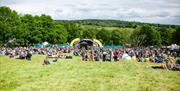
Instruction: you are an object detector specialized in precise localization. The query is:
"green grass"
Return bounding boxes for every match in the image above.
[82,25,135,31]
[0,54,180,91]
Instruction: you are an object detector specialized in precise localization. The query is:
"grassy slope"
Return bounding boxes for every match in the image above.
[82,25,135,31]
[0,55,180,91]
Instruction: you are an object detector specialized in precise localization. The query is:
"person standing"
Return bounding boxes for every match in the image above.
[109,49,113,62]
[113,49,119,61]
[81,47,87,61]
[90,48,94,61]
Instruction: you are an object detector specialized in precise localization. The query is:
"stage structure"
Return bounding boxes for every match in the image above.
[70,38,103,49]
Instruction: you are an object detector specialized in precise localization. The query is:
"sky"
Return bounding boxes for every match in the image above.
[0,0,180,25]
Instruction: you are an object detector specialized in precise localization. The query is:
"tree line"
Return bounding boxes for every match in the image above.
[58,19,177,28]
[0,6,180,46]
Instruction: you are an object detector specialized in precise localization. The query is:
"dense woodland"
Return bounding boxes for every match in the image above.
[0,6,180,46]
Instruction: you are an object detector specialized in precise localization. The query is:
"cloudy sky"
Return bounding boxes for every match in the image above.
[0,0,180,25]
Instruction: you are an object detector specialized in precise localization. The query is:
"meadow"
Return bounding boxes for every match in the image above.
[0,54,180,91]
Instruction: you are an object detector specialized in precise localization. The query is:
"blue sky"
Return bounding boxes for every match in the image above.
[0,0,180,25]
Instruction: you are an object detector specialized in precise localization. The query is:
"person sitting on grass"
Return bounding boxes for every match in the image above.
[146,58,180,71]
[43,57,50,65]
[53,57,59,62]
[9,50,15,58]
[19,50,26,59]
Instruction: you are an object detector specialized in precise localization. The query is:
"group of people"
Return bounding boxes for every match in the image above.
[0,45,180,71]
[146,58,180,71]
[77,46,179,62]
[0,47,33,60]
[0,46,72,60]
[76,46,180,71]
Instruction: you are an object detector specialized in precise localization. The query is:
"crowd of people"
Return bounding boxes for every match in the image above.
[0,45,180,71]
[75,45,180,71]
[0,46,72,60]
[75,46,179,62]
[0,47,33,60]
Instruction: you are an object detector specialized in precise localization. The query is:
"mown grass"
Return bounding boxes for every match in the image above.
[0,54,180,91]
[82,25,134,31]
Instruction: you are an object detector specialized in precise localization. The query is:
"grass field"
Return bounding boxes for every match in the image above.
[82,25,135,31]
[0,54,180,91]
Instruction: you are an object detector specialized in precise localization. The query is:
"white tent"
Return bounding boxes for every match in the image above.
[42,42,49,46]
[168,44,179,50]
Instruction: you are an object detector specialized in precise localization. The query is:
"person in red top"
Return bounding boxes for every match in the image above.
[113,49,119,61]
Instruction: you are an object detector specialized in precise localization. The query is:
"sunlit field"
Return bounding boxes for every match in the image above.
[0,54,180,91]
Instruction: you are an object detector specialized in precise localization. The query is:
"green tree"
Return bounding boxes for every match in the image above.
[81,28,98,39]
[172,26,180,45]
[158,27,174,45]
[96,28,111,45]
[119,28,134,45]
[16,14,34,45]
[50,22,68,44]
[0,6,20,44]
[111,29,124,45]
[64,22,82,42]
[131,25,161,46]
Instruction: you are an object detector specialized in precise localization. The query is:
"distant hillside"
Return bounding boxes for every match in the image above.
[56,19,178,28]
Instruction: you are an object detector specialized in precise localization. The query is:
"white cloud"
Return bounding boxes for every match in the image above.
[0,0,180,25]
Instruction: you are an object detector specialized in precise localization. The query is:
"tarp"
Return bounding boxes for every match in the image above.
[103,45,122,49]
[55,43,70,47]
[34,43,42,47]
